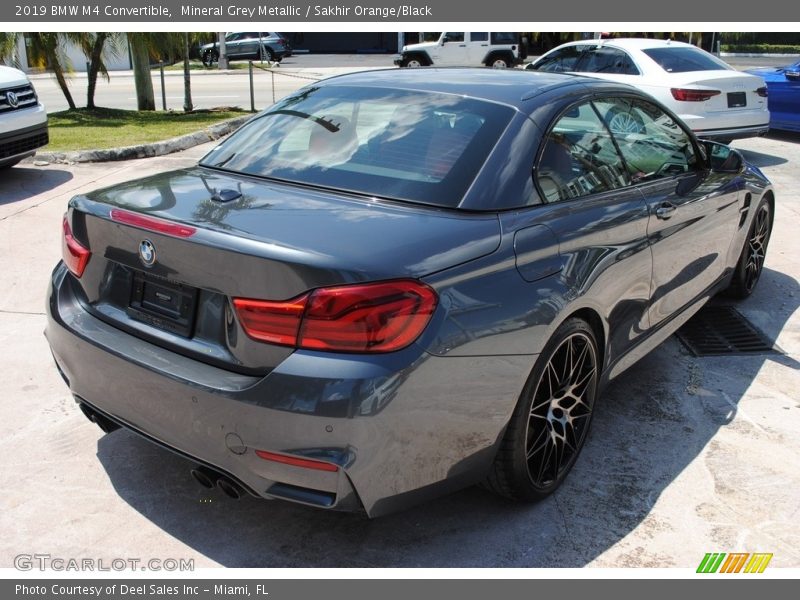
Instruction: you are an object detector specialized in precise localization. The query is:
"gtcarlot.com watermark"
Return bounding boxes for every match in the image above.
[14,553,194,572]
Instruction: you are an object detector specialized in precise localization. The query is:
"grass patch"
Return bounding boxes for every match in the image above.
[46,107,250,152]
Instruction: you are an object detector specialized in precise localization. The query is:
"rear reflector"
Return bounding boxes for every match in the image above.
[756,86,768,98]
[255,450,339,472]
[670,88,721,102]
[62,217,90,278]
[110,209,196,238]
[233,279,438,353]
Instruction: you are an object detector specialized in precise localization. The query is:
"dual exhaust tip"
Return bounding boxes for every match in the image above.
[190,466,244,500]
[78,402,246,501]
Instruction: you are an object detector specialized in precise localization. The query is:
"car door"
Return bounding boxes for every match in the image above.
[529,100,653,364]
[435,32,467,65]
[467,32,490,64]
[223,33,243,57]
[236,32,260,58]
[594,97,741,327]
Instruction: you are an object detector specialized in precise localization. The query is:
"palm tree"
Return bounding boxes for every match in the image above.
[127,33,156,110]
[81,33,125,110]
[183,32,193,113]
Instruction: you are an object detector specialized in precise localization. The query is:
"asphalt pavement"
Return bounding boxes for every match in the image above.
[0,129,798,568]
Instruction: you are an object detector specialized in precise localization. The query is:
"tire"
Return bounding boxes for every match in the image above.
[605,107,645,134]
[488,56,510,68]
[726,196,772,299]
[485,318,599,501]
[202,50,218,67]
[400,55,425,68]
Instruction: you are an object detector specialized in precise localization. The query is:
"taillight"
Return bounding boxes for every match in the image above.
[756,86,768,97]
[232,294,309,346]
[62,216,90,278]
[255,450,339,472]
[670,88,721,102]
[109,209,196,238]
[233,279,438,353]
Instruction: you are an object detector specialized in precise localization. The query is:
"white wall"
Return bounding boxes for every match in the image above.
[14,34,131,73]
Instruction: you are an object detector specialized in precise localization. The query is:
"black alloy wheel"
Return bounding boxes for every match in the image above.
[486,318,599,501]
[728,197,772,298]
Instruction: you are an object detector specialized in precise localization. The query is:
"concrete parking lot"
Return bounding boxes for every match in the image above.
[0,128,798,567]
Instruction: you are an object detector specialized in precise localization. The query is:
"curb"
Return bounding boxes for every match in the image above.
[35,114,253,164]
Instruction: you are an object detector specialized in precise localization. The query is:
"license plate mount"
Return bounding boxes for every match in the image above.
[128,272,198,337]
[727,92,747,108]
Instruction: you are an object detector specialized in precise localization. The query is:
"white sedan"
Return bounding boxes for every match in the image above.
[526,38,769,142]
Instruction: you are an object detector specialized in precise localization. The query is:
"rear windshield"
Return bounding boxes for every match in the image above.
[201,85,514,207]
[642,47,732,73]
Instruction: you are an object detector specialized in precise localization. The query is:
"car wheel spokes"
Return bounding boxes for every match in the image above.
[609,113,642,134]
[525,332,597,488]
[745,204,770,292]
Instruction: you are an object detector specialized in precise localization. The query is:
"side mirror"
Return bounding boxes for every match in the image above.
[785,70,800,81]
[703,140,744,173]
[440,37,448,45]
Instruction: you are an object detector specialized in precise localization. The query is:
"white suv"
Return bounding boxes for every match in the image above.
[395,32,524,68]
[0,65,48,168]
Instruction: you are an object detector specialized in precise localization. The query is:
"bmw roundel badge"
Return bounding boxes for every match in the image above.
[138,239,156,267]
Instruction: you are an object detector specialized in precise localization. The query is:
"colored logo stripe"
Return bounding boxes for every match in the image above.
[744,553,773,573]
[697,552,773,573]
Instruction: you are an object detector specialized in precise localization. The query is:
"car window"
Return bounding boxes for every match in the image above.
[241,32,259,40]
[576,47,640,75]
[491,32,517,45]
[225,33,242,42]
[535,102,630,203]
[470,33,488,42]
[593,98,700,182]
[642,47,732,73]
[201,85,514,208]
[444,33,465,43]
[531,45,590,73]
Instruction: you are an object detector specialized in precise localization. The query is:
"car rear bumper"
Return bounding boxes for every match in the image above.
[693,123,770,141]
[46,263,529,516]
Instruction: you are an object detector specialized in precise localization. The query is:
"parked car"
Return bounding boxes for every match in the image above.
[526,38,770,142]
[394,32,524,68]
[746,60,800,132]
[200,32,291,66]
[47,69,773,517]
[0,65,48,168]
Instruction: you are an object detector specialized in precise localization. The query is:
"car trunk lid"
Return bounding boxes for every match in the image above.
[65,167,500,373]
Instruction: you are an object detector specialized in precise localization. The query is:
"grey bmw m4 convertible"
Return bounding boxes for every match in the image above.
[47,69,773,517]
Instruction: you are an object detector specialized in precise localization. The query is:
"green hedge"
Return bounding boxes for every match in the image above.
[721,44,800,54]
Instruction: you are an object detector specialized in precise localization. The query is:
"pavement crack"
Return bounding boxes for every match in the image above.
[552,490,581,558]
[0,308,46,316]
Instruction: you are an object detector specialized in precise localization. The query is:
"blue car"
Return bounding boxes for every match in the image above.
[747,60,800,132]
[47,69,774,517]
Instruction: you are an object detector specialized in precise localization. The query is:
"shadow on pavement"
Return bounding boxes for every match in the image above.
[765,130,800,145]
[92,265,799,567]
[0,166,73,206]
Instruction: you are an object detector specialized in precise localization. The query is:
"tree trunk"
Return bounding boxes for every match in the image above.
[183,33,193,113]
[86,33,108,110]
[129,35,155,111]
[52,63,76,110]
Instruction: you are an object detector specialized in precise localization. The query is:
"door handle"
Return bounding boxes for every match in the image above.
[655,202,676,219]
